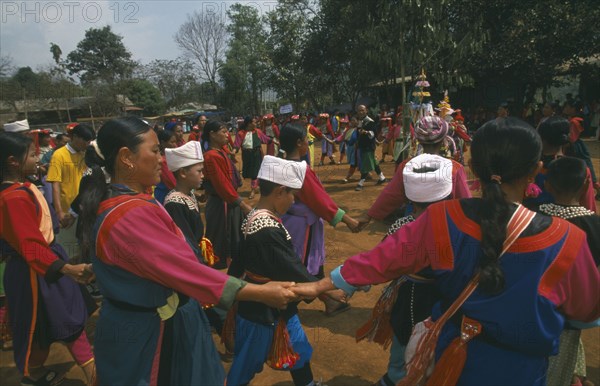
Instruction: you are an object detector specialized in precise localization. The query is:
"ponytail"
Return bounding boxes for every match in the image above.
[79,146,109,259]
[478,181,510,294]
[471,117,542,295]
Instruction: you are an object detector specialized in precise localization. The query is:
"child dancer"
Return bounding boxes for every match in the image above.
[227,156,336,385]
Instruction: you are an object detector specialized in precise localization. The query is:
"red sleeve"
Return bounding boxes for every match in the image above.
[0,188,60,275]
[309,125,322,138]
[340,209,438,285]
[327,122,334,137]
[569,118,584,143]
[204,151,240,204]
[580,168,597,212]
[451,162,472,199]
[544,230,600,322]
[296,168,340,224]
[234,130,245,148]
[256,129,271,144]
[367,159,409,219]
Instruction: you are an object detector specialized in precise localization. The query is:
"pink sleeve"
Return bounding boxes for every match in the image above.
[234,131,244,148]
[548,241,600,322]
[296,168,341,224]
[340,210,439,285]
[452,163,472,199]
[367,160,408,220]
[257,129,271,144]
[99,204,236,306]
[580,168,597,212]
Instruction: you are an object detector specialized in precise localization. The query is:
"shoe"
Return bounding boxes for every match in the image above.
[376,178,386,185]
[2,339,12,350]
[355,185,363,191]
[321,295,351,317]
[342,178,349,183]
[21,370,65,386]
[379,159,385,163]
[318,162,324,166]
[329,160,337,165]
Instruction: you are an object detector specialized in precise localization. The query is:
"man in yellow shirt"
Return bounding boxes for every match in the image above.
[47,124,95,257]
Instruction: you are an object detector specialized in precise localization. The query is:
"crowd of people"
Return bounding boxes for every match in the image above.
[0,92,599,386]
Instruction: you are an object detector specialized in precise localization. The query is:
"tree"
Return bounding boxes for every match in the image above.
[119,79,165,116]
[174,11,227,97]
[139,58,200,109]
[0,55,14,78]
[468,0,600,107]
[221,3,270,114]
[265,0,316,109]
[66,26,136,85]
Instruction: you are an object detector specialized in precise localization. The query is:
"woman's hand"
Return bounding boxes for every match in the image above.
[355,214,372,232]
[291,278,335,299]
[61,263,94,284]
[342,214,360,233]
[237,281,298,309]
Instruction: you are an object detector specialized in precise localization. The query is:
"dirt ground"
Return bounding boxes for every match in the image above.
[1,139,598,385]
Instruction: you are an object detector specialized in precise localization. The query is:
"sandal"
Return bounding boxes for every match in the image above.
[21,370,65,386]
[320,295,351,317]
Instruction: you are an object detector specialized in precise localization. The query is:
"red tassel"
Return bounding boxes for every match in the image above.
[220,302,237,353]
[356,278,404,349]
[266,317,300,370]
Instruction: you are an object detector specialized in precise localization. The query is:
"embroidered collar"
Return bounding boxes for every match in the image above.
[538,203,595,220]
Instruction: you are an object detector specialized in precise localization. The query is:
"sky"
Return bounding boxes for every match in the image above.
[0,0,278,72]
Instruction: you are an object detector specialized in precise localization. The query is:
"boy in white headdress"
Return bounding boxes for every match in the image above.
[358,153,452,386]
[164,141,209,264]
[162,141,228,384]
[227,155,337,386]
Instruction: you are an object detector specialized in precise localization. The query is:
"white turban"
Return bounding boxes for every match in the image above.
[3,119,30,133]
[403,154,452,203]
[165,141,204,172]
[258,155,307,189]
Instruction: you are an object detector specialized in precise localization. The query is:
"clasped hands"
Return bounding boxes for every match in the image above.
[258,279,344,309]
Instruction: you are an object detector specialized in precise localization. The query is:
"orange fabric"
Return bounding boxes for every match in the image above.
[23,267,38,377]
[446,202,569,254]
[28,184,54,244]
[538,225,584,298]
[428,202,454,270]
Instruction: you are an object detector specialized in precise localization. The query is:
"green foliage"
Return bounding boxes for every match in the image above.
[220,3,270,114]
[469,0,600,104]
[119,79,165,116]
[66,26,136,85]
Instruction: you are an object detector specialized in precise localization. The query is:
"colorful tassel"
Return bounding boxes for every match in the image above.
[525,183,542,198]
[199,237,219,267]
[266,317,300,370]
[356,278,405,349]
